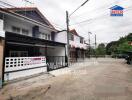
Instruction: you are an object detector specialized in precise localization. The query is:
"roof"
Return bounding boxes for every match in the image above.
[0,8,57,31]
[70,29,79,36]
[4,7,55,29]
[110,5,124,10]
[70,29,84,38]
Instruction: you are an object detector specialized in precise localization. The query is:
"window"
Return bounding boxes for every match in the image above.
[69,33,74,41]
[12,26,20,33]
[45,34,48,40]
[10,51,28,57]
[41,33,45,39]
[80,37,83,43]
[48,34,51,40]
[22,29,29,36]
[40,32,51,40]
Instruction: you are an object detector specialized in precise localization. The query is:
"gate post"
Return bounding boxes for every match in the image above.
[0,38,5,88]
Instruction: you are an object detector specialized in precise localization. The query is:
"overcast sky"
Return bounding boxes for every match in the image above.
[3,0,132,44]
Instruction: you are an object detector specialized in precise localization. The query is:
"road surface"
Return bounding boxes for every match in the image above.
[0,58,132,100]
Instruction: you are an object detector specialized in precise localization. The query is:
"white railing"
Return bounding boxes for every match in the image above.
[5,56,46,72]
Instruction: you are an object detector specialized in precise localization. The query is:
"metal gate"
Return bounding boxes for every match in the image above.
[46,56,67,71]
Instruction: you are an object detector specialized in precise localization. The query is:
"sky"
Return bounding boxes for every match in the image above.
[2,0,132,44]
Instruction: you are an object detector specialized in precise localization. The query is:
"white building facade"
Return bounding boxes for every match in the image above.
[0,7,67,82]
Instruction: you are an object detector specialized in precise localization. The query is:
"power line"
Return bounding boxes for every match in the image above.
[76,7,132,35]
[70,19,93,26]
[70,1,132,26]
[69,1,120,26]
[69,7,132,38]
[69,12,108,26]
[0,0,16,7]
[22,0,34,4]
[70,0,121,19]
[69,0,89,17]
[70,6,132,26]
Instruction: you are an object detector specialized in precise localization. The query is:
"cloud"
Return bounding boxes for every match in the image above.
[4,0,132,43]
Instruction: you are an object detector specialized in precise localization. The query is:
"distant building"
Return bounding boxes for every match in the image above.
[69,29,87,63]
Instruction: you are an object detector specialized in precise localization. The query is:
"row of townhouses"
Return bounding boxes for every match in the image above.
[0,7,87,87]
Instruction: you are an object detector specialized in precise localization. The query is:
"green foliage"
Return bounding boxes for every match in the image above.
[106,41,118,55]
[117,42,132,53]
[96,43,106,55]
[106,33,132,55]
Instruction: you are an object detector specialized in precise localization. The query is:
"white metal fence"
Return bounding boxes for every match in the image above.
[4,56,47,81]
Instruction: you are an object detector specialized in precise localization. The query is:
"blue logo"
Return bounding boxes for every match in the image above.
[110,5,124,16]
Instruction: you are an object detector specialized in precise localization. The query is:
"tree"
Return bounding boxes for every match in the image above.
[96,43,106,56]
[117,42,132,53]
[106,33,132,55]
[106,41,118,55]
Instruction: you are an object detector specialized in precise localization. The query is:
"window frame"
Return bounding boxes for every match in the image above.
[22,29,29,36]
[12,26,20,34]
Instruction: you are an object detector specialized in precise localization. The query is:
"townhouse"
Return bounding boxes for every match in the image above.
[54,29,87,63]
[69,29,87,63]
[0,7,67,82]
[0,7,87,86]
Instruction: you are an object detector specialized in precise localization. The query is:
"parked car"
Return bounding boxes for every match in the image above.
[111,53,128,59]
[117,54,128,59]
[125,52,132,64]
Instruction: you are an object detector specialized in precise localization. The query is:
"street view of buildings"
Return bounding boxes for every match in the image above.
[0,0,132,100]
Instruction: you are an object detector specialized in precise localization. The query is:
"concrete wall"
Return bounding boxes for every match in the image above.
[54,31,87,49]
[54,31,67,44]
[70,34,87,49]
[0,38,4,88]
[74,35,80,44]
[47,46,65,56]
[4,15,52,38]
[4,15,33,37]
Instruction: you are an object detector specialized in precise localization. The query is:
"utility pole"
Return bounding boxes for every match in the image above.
[66,11,69,66]
[66,0,90,66]
[95,34,97,58]
[89,34,91,58]
[88,32,92,58]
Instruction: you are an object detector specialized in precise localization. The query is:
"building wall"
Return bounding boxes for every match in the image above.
[47,46,65,56]
[4,15,52,39]
[54,31,87,49]
[70,34,87,49]
[0,39,4,88]
[0,19,5,87]
[4,16,33,37]
[54,31,67,44]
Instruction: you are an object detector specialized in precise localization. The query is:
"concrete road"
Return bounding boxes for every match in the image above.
[0,58,132,100]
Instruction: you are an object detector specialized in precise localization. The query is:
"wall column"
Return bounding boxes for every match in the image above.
[0,38,4,88]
